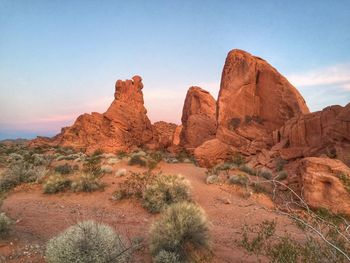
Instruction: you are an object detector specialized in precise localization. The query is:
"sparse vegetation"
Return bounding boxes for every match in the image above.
[275,171,288,181]
[142,174,191,213]
[0,212,12,237]
[239,164,257,176]
[71,174,104,192]
[83,151,103,176]
[258,169,273,180]
[55,163,74,175]
[43,174,71,194]
[206,174,218,184]
[115,168,127,177]
[149,202,211,262]
[101,165,113,174]
[128,154,147,167]
[45,220,133,263]
[276,158,288,172]
[228,174,249,187]
[113,171,155,200]
[339,172,350,194]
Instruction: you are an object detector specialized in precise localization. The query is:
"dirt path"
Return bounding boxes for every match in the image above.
[0,162,302,262]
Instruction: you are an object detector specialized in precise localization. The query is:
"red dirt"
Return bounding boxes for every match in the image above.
[0,162,304,262]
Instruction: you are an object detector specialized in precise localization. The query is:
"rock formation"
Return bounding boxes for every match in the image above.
[195,49,310,166]
[180,86,217,150]
[31,76,155,153]
[274,103,350,166]
[293,157,350,215]
[152,121,178,150]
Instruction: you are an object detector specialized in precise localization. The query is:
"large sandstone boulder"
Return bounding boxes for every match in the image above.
[152,121,178,149]
[195,49,310,166]
[194,139,233,167]
[295,157,350,215]
[274,103,350,166]
[180,86,217,149]
[217,49,309,152]
[31,76,155,153]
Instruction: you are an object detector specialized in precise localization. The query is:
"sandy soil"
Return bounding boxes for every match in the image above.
[0,161,303,262]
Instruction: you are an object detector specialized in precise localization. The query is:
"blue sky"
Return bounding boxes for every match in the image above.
[0,0,349,139]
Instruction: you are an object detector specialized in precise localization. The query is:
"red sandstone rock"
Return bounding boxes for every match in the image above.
[216,49,309,152]
[194,139,233,167]
[274,103,350,166]
[180,86,217,149]
[194,49,310,166]
[296,157,350,215]
[31,76,155,153]
[153,121,178,149]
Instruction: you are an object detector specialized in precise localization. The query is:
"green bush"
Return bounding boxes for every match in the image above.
[258,169,273,180]
[113,171,155,200]
[228,174,249,186]
[83,152,102,176]
[0,212,12,236]
[43,174,71,194]
[128,155,147,167]
[154,250,181,263]
[275,171,288,181]
[149,202,210,262]
[55,163,73,175]
[206,175,219,184]
[45,221,131,263]
[142,174,191,213]
[239,165,257,176]
[71,174,104,192]
[101,165,113,174]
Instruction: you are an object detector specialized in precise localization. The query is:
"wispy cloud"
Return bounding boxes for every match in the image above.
[287,63,350,91]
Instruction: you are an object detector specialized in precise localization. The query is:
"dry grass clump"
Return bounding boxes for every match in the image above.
[128,154,147,167]
[142,174,191,213]
[113,172,191,213]
[71,173,104,192]
[0,212,12,237]
[149,202,211,262]
[43,174,71,194]
[54,163,74,175]
[228,174,249,186]
[115,168,127,177]
[45,221,131,263]
[101,165,113,174]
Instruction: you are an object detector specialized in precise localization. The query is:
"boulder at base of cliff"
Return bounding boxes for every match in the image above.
[297,157,350,216]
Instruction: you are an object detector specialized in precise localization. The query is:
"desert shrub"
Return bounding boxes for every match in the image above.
[275,171,288,181]
[231,153,246,166]
[239,220,276,255]
[45,220,131,263]
[228,174,249,187]
[142,174,191,213]
[115,168,127,177]
[83,152,102,176]
[251,182,269,193]
[339,172,350,194]
[0,212,12,236]
[116,151,127,159]
[149,151,163,163]
[228,118,241,130]
[268,236,300,263]
[206,175,218,184]
[239,164,257,176]
[258,169,273,180]
[276,158,288,172]
[149,202,210,262]
[0,160,49,192]
[153,250,181,263]
[113,171,155,200]
[55,163,73,175]
[147,159,159,170]
[101,165,113,174]
[128,155,147,167]
[107,158,119,165]
[101,153,116,159]
[175,150,195,163]
[43,174,71,194]
[71,174,104,192]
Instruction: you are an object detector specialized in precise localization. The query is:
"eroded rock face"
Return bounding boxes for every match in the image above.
[194,49,310,166]
[194,139,233,167]
[31,76,155,153]
[295,157,350,215]
[153,121,178,149]
[274,104,350,166]
[216,49,309,154]
[180,86,217,149]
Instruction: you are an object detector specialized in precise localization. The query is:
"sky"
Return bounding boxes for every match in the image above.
[0,0,350,140]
